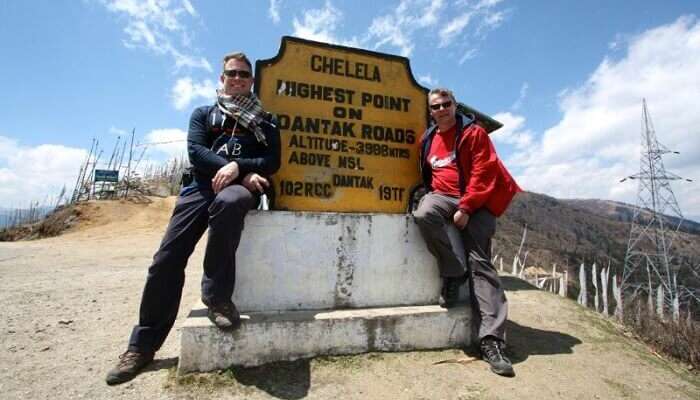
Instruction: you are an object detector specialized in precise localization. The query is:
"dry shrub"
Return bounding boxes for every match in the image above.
[623,299,700,369]
[0,205,82,241]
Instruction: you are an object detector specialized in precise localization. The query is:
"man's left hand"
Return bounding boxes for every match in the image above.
[241,173,269,194]
[212,161,240,193]
[453,209,470,230]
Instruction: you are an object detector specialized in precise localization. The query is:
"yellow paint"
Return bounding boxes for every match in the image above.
[256,37,427,213]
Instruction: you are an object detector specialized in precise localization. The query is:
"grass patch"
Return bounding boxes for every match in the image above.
[311,353,368,370]
[602,378,636,399]
[166,358,313,399]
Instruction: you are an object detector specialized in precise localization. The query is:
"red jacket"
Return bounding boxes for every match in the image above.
[420,114,522,216]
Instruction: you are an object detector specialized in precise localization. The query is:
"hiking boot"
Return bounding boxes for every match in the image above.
[439,276,462,308]
[480,337,515,377]
[105,350,154,385]
[207,301,241,331]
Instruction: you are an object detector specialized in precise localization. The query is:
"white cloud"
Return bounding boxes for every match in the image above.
[269,0,281,24]
[101,0,211,72]
[291,0,507,60]
[504,16,700,219]
[0,136,86,208]
[476,10,506,36]
[142,128,187,160]
[108,126,128,136]
[181,0,196,16]
[366,14,415,57]
[362,0,446,56]
[171,77,217,110]
[491,112,533,149]
[510,82,529,110]
[439,0,506,47]
[418,74,438,87]
[439,12,473,47]
[458,48,478,64]
[292,1,360,46]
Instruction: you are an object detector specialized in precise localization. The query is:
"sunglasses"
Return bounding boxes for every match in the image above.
[223,69,252,79]
[429,101,453,111]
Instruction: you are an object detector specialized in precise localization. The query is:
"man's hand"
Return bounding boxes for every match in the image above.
[241,173,269,194]
[453,209,470,230]
[212,161,239,193]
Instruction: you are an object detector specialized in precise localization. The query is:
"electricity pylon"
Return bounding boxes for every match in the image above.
[620,99,692,320]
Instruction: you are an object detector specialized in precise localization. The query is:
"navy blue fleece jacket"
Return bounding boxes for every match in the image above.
[186,105,281,189]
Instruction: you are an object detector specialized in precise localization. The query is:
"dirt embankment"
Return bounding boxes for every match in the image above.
[0,198,697,399]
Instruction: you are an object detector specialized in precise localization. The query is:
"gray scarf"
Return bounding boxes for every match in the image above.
[216,89,270,146]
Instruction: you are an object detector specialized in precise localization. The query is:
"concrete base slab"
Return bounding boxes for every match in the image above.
[179,301,472,373]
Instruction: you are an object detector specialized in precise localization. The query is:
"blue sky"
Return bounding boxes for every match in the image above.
[1,0,699,220]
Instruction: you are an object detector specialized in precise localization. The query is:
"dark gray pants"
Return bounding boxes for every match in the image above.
[127,184,255,353]
[413,192,508,342]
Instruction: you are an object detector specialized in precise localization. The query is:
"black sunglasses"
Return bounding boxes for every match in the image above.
[223,69,252,79]
[429,101,453,111]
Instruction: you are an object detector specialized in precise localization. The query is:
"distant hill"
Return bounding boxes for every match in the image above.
[494,192,700,284]
[562,198,700,236]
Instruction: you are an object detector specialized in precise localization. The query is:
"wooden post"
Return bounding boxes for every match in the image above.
[578,263,587,307]
[559,274,565,297]
[613,274,624,321]
[656,285,664,319]
[71,138,96,203]
[519,251,528,279]
[88,149,103,201]
[592,263,599,312]
[515,224,527,266]
[124,128,135,199]
[563,270,568,297]
[601,266,609,316]
[673,295,680,323]
[672,273,680,323]
[612,275,623,320]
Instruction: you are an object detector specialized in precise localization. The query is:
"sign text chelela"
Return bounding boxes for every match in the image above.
[255,36,427,213]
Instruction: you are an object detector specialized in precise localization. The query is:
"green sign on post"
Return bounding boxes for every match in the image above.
[94,169,119,183]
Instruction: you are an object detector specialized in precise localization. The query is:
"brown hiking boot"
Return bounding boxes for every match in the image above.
[207,301,241,331]
[105,350,154,385]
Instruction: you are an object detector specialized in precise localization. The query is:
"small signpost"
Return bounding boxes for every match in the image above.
[94,169,119,183]
[255,36,428,213]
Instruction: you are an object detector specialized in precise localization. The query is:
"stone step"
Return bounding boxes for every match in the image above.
[178,301,472,373]
[233,211,468,312]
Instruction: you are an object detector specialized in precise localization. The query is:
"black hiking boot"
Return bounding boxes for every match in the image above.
[207,301,241,331]
[480,337,515,377]
[439,276,462,308]
[105,350,154,385]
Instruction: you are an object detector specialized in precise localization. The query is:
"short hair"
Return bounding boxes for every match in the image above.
[222,52,252,72]
[428,87,456,103]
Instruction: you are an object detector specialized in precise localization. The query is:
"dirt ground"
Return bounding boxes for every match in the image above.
[0,198,697,399]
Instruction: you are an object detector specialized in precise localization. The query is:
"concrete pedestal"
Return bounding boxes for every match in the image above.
[179,211,472,373]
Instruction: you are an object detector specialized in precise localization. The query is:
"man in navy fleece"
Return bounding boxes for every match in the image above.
[106,52,280,385]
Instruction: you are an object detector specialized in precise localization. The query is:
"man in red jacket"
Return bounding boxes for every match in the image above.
[413,87,521,377]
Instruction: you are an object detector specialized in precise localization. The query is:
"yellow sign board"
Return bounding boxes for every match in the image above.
[255,36,427,213]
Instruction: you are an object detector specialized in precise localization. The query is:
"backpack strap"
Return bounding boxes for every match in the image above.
[206,106,235,135]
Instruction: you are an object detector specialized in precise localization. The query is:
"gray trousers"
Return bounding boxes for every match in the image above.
[413,192,508,342]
